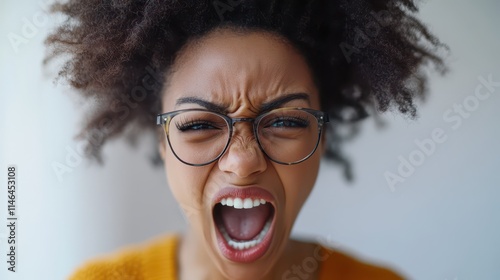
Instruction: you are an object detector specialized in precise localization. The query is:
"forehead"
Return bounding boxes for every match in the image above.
[162,28,320,114]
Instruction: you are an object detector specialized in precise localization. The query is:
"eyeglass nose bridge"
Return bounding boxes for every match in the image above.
[229,117,255,125]
[226,117,259,141]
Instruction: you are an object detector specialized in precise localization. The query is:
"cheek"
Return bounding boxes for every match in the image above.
[279,152,321,218]
[164,153,210,225]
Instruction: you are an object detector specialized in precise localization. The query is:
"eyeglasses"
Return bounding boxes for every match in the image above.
[156,107,329,166]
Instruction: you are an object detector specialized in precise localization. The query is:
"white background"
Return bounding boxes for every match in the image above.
[1,0,499,279]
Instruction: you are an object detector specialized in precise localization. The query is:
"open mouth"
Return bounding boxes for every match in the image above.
[212,187,276,263]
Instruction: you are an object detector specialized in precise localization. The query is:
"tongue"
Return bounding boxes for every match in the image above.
[220,204,271,241]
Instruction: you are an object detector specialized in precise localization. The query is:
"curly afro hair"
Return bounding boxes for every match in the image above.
[45,0,447,180]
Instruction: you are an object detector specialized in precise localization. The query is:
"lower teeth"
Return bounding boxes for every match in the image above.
[220,219,272,250]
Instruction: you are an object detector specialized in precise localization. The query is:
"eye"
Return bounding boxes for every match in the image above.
[175,120,221,131]
[266,117,309,128]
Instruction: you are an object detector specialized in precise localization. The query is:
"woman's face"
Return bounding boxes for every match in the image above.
[160,28,323,278]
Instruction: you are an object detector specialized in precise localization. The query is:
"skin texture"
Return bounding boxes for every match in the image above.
[159,28,325,280]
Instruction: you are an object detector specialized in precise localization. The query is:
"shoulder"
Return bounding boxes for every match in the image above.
[318,245,406,280]
[68,234,178,280]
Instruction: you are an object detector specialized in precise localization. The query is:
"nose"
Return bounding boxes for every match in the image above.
[218,122,267,178]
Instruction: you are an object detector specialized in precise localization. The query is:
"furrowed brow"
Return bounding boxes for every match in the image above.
[175,93,310,114]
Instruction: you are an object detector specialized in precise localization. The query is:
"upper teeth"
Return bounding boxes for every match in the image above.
[220,197,267,209]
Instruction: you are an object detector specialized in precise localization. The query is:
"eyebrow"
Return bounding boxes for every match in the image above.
[259,93,310,113]
[175,97,227,113]
[175,92,311,114]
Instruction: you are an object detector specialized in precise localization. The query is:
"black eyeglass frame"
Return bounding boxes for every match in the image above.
[156,107,329,166]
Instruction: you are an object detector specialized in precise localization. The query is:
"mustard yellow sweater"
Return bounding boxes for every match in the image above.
[68,234,404,279]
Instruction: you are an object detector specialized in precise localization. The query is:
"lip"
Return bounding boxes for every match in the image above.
[212,186,277,263]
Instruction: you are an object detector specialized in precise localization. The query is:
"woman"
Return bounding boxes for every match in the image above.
[46,0,446,279]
